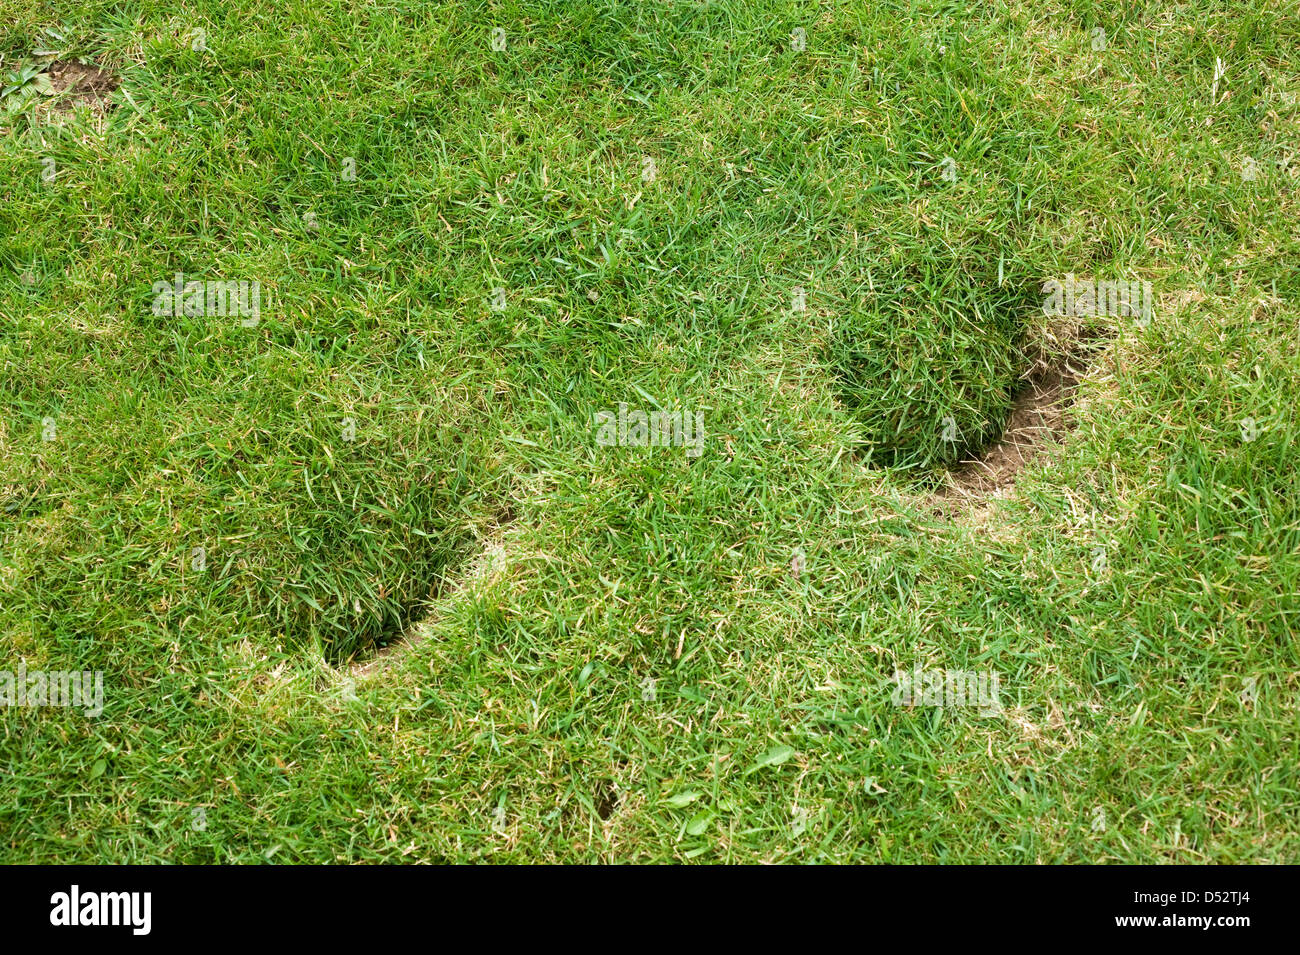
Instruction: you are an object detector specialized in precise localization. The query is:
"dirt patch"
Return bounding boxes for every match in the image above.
[930,330,1107,517]
[47,60,120,113]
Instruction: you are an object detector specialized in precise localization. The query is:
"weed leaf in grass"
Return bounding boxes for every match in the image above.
[686,810,715,836]
[747,745,796,774]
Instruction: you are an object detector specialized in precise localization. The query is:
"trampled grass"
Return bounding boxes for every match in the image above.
[0,0,1296,862]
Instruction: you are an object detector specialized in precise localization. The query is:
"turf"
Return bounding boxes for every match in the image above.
[1,0,1297,862]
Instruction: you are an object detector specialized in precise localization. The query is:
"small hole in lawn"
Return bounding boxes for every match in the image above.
[335,567,455,670]
[930,328,1110,515]
[343,516,516,677]
[594,779,618,821]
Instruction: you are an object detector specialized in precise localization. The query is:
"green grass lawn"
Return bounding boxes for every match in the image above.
[1,0,1297,863]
